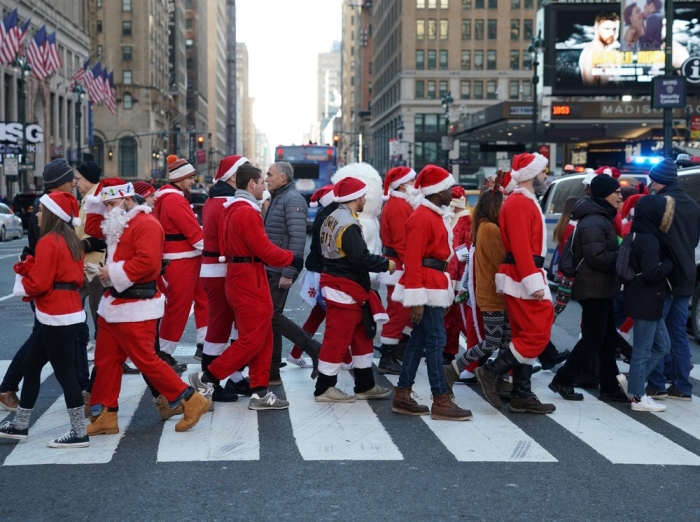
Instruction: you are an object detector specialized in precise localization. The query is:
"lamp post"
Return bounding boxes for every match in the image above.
[527,30,545,152]
[441,90,454,169]
[396,118,404,166]
[72,84,86,164]
[13,55,31,191]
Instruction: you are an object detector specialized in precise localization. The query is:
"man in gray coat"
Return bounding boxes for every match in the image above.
[264,162,320,384]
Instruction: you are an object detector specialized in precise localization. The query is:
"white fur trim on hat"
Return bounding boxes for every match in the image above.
[421,174,456,197]
[169,163,195,181]
[335,185,368,203]
[391,169,416,191]
[101,182,135,201]
[218,156,249,183]
[511,153,548,183]
[582,173,596,186]
[39,194,80,226]
[319,190,336,208]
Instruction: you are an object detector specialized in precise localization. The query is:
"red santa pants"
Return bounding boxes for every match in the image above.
[202,276,235,356]
[91,317,187,408]
[317,300,373,376]
[380,285,412,345]
[504,295,554,362]
[443,299,467,355]
[159,257,208,353]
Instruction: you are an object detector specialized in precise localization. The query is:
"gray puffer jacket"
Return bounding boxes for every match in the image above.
[264,181,308,279]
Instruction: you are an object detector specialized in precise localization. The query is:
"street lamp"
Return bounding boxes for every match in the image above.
[12,55,31,191]
[396,118,404,166]
[72,84,86,164]
[441,91,454,169]
[527,30,545,151]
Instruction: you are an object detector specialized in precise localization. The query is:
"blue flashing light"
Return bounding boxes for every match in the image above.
[629,156,663,165]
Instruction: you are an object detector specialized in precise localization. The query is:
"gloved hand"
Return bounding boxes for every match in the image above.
[291,254,304,272]
[19,246,34,262]
[81,237,107,253]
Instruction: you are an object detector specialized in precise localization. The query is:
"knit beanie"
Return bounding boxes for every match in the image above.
[43,158,74,189]
[76,161,102,184]
[590,174,620,199]
[648,158,677,185]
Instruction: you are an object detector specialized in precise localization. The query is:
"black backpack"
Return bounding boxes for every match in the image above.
[558,227,578,278]
[616,233,637,284]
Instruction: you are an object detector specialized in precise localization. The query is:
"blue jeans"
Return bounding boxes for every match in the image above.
[398,306,447,396]
[647,296,692,394]
[627,318,670,398]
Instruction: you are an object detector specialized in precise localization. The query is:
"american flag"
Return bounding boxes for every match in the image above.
[27,25,48,79]
[0,8,29,65]
[85,62,104,103]
[68,57,90,91]
[44,32,61,76]
[103,69,116,114]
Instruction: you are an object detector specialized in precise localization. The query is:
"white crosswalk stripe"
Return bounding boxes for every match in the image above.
[0,360,55,423]
[1,359,700,465]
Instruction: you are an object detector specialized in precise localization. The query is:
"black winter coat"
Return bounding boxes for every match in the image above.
[571,197,620,301]
[623,232,673,320]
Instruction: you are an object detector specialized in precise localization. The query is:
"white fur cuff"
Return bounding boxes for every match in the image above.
[13,274,28,297]
[108,261,133,293]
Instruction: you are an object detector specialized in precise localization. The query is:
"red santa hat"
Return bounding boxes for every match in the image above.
[414,164,455,196]
[382,166,417,201]
[594,166,621,179]
[215,155,249,183]
[510,153,548,183]
[310,184,335,208]
[334,177,368,203]
[133,181,156,198]
[621,194,645,219]
[39,192,81,227]
[450,185,467,209]
[502,171,517,194]
[167,155,195,182]
[99,177,136,201]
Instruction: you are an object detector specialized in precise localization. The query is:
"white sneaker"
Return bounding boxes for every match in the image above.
[631,394,667,412]
[616,373,629,397]
[315,386,356,403]
[286,355,311,369]
[340,362,354,371]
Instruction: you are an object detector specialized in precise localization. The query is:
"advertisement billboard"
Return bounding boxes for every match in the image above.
[545,1,700,95]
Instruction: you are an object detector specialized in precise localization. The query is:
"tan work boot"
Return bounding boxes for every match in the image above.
[87,409,119,435]
[392,386,429,416]
[430,393,473,421]
[175,392,211,432]
[82,391,91,418]
[153,395,183,421]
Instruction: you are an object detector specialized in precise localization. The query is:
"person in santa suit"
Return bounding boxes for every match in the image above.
[391,165,473,421]
[313,177,395,403]
[133,181,156,208]
[82,179,211,434]
[153,155,208,373]
[0,192,90,448]
[188,164,303,410]
[377,166,419,375]
[475,152,556,414]
[198,155,251,402]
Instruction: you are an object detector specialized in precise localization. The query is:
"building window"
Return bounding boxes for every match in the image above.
[487,19,497,39]
[119,137,137,177]
[439,20,448,40]
[122,46,132,61]
[523,52,532,70]
[461,50,471,69]
[488,0,497,8]
[510,50,519,70]
[427,80,436,99]
[474,80,484,99]
[440,0,449,7]
[185,0,193,7]
[428,19,437,39]
[474,50,484,70]
[416,80,425,99]
[487,80,497,99]
[439,50,448,69]
[509,80,520,100]
[439,80,448,97]
[462,0,471,7]
[97,0,102,7]
[512,0,520,7]
[186,18,193,29]
[475,19,484,40]
[460,80,471,99]
[417,20,425,39]
[475,0,484,7]
[122,0,132,12]
[524,19,533,40]
[187,58,194,70]
[123,93,133,110]
[417,0,425,7]
[524,0,533,8]
[487,50,496,70]
[511,20,520,41]
[97,20,103,33]
[522,82,532,99]
[122,21,131,36]
[123,70,132,85]
[425,114,439,133]
[416,50,425,69]
[415,114,424,132]
[92,136,104,167]
[427,50,436,69]
[461,20,471,40]
[428,0,437,7]
[97,45,103,56]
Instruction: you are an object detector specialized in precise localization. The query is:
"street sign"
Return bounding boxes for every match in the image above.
[651,76,686,109]
[196,149,207,165]
[449,158,470,165]
[681,56,700,84]
[4,157,18,175]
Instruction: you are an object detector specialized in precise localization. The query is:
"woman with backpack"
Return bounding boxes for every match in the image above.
[617,195,675,412]
[552,197,579,319]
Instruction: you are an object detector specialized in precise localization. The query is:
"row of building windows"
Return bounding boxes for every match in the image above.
[415,79,533,100]
[416,49,533,70]
[458,19,534,40]
[96,0,132,10]
[417,0,534,8]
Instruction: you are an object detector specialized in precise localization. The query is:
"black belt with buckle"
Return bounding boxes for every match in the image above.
[164,233,187,241]
[502,252,545,268]
[202,250,220,258]
[53,282,79,291]
[228,256,263,263]
[422,257,448,272]
[382,246,399,258]
[109,281,158,299]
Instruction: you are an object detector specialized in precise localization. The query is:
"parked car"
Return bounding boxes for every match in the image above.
[11,192,38,230]
[188,189,208,225]
[0,202,24,241]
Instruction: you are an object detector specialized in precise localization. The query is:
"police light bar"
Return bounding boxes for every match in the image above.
[626,156,663,165]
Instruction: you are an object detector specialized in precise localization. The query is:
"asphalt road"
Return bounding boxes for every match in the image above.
[1,236,700,521]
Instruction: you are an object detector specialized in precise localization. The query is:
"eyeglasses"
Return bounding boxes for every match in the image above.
[614,190,622,194]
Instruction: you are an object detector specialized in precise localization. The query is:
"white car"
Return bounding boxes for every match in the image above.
[0,202,23,241]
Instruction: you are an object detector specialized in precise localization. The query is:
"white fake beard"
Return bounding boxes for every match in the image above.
[101,206,130,246]
[405,187,422,209]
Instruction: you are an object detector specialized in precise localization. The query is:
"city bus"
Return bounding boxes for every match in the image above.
[274,144,337,228]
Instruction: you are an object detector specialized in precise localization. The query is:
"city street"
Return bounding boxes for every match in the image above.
[1,237,700,521]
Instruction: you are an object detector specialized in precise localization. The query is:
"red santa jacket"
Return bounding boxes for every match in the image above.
[200,193,235,278]
[495,188,551,301]
[392,199,454,308]
[447,209,472,287]
[13,233,85,326]
[378,192,413,286]
[153,185,203,260]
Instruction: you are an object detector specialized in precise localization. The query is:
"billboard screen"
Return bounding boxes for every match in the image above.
[545,1,700,95]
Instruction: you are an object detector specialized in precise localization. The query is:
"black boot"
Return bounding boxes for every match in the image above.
[538,341,571,371]
[475,349,519,409]
[303,339,321,380]
[509,364,556,414]
[378,346,402,375]
[194,343,204,361]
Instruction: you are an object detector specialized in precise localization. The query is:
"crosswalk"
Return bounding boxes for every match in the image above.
[1,360,700,466]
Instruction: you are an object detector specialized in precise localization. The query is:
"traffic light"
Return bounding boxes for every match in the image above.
[197,135,204,149]
[333,135,339,147]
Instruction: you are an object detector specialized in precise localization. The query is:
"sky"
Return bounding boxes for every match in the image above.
[236,0,343,149]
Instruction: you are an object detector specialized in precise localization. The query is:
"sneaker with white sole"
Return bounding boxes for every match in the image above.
[48,429,89,448]
[631,394,666,412]
[286,355,311,369]
[315,386,356,403]
[248,391,289,410]
[616,373,629,397]
[188,372,215,400]
[0,420,28,440]
[355,384,392,400]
